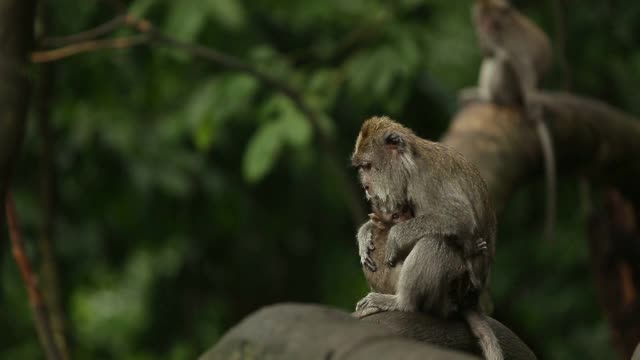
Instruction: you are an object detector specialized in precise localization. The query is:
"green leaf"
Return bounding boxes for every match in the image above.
[185,75,258,150]
[194,119,216,151]
[128,0,155,18]
[260,95,312,148]
[242,122,284,183]
[206,0,247,30]
[165,0,208,42]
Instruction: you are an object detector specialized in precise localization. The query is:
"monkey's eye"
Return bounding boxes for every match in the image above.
[357,162,372,171]
[392,213,400,220]
[385,133,403,146]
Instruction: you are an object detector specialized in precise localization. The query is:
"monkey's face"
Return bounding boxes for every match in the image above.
[473,1,513,39]
[351,117,416,208]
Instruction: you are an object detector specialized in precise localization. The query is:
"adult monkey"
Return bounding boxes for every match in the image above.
[469,0,557,242]
[352,116,502,360]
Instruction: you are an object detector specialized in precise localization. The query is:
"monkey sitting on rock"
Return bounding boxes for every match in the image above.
[351,116,502,360]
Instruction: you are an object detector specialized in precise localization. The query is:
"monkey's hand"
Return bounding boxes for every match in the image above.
[368,213,386,230]
[357,221,377,272]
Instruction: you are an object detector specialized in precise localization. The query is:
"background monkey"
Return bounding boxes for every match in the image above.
[471,0,557,242]
[352,116,501,360]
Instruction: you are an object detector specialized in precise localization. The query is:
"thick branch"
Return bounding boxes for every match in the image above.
[444,92,640,356]
[6,194,62,360]
[588,189,640,359]
[442,92,640,213]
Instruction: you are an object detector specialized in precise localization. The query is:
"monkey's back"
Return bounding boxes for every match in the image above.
[413,139,497,258]
[511,10,553,76]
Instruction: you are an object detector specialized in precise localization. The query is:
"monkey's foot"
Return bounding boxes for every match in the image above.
[354,293,399,318]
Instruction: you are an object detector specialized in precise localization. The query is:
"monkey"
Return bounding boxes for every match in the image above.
[351,116,502,360]
[470,0,557,243]
[358,203,413,294]
[358,201,489,295]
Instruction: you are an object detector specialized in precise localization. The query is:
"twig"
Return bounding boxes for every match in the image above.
[40,15,126,48]
[31,12,366,223]
[31,34,149,63]
[124,16,367,222]
[5,193,62,360]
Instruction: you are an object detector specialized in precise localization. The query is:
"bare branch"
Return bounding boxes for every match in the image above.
[5,193,62,360]
[31,11,366,223]
[31,34,149,63]
[40,15,126,47]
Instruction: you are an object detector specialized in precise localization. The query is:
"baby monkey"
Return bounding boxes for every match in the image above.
[360,203,414,294]
[359,202,489,295]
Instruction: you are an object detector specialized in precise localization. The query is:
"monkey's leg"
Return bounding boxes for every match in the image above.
[385,213,473,267]
[354,237,448,318]
[395,238,451,314]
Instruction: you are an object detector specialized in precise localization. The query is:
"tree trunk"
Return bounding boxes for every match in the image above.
[0,0,34,203]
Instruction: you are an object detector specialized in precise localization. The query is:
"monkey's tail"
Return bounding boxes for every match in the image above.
[464,310,503,360]
[534,119,556,243]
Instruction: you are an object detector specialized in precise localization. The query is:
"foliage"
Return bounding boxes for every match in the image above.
[2,0,639,358]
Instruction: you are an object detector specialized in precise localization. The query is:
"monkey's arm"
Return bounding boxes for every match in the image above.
[384,205,475,266]
[357,220,378,271]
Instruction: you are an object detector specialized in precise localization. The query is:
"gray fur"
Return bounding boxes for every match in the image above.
[466,310,503,360]
[351,116,502,359]
[472,0,556,243]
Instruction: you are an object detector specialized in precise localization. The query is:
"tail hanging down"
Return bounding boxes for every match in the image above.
[465,310,503,360]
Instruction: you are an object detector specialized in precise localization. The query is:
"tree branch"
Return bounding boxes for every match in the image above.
[444,93,640,355]
[31,34,149,63]
[6,194,62,360]
[33,13,366,223]
[123,16,366,222]
[40,15,126,47]
[444,93,640,213]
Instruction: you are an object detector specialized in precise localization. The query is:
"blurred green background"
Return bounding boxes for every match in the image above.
[3,0,640,358]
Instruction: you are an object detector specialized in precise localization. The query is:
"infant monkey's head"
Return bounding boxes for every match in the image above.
[377,203,414,225]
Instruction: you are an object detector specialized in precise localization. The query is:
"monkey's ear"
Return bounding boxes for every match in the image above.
[385,133,405,148]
